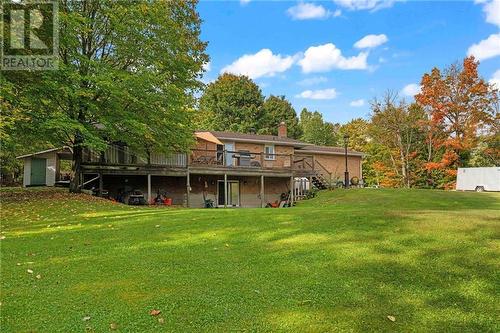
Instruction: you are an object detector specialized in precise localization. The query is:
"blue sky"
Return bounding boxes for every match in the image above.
[198,0,500,124]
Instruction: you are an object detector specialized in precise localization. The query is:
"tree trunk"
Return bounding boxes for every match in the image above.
[69,144,83,193]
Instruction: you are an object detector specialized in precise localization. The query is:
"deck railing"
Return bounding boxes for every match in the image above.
[82,146,187,168]
[83,145,326,174]
[189,149,293,170]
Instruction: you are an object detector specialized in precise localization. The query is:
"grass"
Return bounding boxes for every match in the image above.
[1,187,499,332]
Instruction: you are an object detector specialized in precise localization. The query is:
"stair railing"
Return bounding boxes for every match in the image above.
[313,160,333,188]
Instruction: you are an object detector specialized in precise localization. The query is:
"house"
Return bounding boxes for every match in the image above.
[17,123,363,207]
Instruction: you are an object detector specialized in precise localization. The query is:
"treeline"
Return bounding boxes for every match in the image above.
[195,73,342,146]
[196,57,499,189]
[355,57,498,189]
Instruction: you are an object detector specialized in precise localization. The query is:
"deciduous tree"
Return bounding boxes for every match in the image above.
[370,92,427,187]
[299,108,340,146]
[258,95,301,138]
[198,73,264,132]
[415,56,498,187]
[2,0,208,192]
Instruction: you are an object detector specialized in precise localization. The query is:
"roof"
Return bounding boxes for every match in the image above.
[201,131,311,147]
[195,132,223,145]
[297,145,364,157]
[16,147,73,159]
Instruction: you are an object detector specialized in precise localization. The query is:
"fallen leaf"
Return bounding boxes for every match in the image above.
[110,322,117,330]
[155,225,160,228]
[36,274,41,279]
[150,309,161,316]
[158,318,165,324]
[225,243,229,247]
[0,236,5,240]
[387,315,396,322]
[83,316,91,321]
[27,269,33,274]
[16,263,21,266]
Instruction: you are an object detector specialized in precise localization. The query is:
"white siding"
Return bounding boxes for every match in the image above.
[22,151,59,186]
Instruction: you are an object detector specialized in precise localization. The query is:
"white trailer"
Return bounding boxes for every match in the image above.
[456,167,500,192]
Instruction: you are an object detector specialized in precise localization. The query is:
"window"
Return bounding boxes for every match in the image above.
[264,145,275,160]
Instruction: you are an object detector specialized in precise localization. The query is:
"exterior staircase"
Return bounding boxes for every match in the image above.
[311,174,329,190]
[293,155,333,190]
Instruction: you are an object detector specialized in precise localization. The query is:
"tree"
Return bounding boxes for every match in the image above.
[258,95,301,138]
[2,0,208,192]
[198,73,264,132]
[340,118,370,152]
[415,56,498,187]
[299,108,340,146]
[370,92,427,188]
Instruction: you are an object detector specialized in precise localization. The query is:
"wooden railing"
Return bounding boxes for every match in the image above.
[189,149,293,170]
[82,146,187,168]
[82,145,331,175]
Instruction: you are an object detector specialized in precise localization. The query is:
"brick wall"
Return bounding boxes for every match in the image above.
[299,153,362,181]
[189,174,290,208]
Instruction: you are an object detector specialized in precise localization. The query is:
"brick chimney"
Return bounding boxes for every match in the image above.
[278,121,287,138]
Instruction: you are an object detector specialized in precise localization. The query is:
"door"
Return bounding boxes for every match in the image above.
[224,142,235,166]
[217,180,240,207]
[30,158,47,185]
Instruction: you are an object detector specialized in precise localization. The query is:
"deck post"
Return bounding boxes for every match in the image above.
[260,175,265,208]
[147,174,151,204]
[224,173,228,208]
[98,173,103,196]
[290,176,294,206]
[186,171,190,207]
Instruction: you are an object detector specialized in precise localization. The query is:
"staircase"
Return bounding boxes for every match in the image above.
[293,156,333,192]
[311,173,329,190]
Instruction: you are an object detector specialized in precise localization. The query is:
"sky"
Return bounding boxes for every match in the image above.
[197,0,500,124]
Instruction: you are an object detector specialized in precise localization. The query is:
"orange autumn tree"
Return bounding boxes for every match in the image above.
[415,56,498,188]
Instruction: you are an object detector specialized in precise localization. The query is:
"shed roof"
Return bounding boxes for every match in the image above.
[16,147,73,159]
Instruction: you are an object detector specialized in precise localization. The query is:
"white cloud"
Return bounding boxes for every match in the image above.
[221,49,296,79]
[287,2,334,20]
[333,9,342,17]
[401,83,421,97]
[467,33,500,61]
[482,0,500,27]
[298,43,369,73]
[296,88,338,100]
[489,69,500,89]
[297,76,328,86]
[350,99,365,107]
[240,0,251,5]
[333,0,400,11]
[354,34,388,49]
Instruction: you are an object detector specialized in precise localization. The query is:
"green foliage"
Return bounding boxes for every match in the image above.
[197,76,302,137]
[258,95,301,139]
[1,188,499,331]
[299,108,340,146]
[198,73,264,132]
[1,1,208,189]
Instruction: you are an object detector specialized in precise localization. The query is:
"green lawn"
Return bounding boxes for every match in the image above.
[1,188,499,332]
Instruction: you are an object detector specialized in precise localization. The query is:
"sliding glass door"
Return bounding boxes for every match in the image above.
[217,180,240,207]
